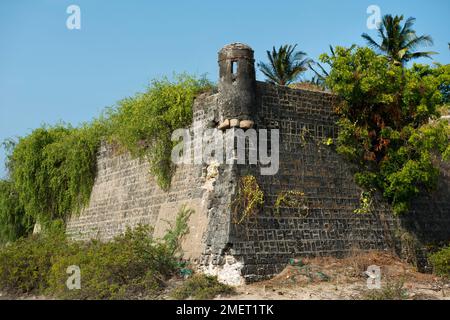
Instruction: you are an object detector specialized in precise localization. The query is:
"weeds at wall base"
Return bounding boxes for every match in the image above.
[0,207,196,300]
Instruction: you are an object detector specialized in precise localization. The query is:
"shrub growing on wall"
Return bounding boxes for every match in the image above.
[231,175,264,224]
[107,74,214,190]
[0,179,33,243]
[0,74,213,237]
[6,124,102,224]
[321,46,450,214]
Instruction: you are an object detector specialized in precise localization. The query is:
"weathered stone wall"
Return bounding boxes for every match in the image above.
[223,83,392,281]
[66,95,217,261]
[66,82,450,284]
[66,45,450,284]
[224,82,450,282]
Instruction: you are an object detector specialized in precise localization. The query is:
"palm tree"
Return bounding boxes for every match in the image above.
[308,60,329,86]
[258,44,312,85]
[308,45,357,88]
[362,14,436,66]
[308,45,339,87]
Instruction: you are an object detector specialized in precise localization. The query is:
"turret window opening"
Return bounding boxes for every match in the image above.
[231,60,239,81]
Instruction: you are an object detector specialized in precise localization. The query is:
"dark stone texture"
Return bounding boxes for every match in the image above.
[226,81,450,281]
[218,43,256,121]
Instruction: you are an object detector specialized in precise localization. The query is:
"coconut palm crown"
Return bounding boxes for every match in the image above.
[361,14,436,65]
[258,44,312,85]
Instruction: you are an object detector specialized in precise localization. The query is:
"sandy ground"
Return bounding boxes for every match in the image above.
[217,251,450,300]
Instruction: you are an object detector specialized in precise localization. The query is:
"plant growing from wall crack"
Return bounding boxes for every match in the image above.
[231,175,264,225]
[274,190,308,217]
[354,189,375,215]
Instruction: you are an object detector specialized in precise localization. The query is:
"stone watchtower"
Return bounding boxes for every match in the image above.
[217,43,256,130]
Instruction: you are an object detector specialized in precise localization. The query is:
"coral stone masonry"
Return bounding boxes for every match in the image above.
[66,43,450,284]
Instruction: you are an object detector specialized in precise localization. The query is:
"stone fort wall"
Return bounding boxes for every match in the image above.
[228,82,450,282]
[67,43,450,284]
[66,94,219,261]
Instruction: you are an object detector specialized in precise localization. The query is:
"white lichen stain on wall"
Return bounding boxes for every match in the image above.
[203,160,220,192]
[201,255,245,286]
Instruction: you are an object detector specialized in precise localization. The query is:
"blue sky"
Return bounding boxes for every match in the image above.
[1,0,449,177]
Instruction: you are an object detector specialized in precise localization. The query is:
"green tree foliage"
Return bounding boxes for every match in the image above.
[362,14,436,66]
[308,45,336,87]
[0,180,33,243]
[321,46,450,214]
[0,207,192,299]
[0,74,212,240]
[429,245,450,278]
[107,74,213,190]
[258,44,312,85]
[6,124,102,224]
[0,223,69,294]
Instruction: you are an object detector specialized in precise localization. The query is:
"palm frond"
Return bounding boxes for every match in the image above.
[362,33,382,51]
[401,16,416,35]
[404,34,434,51]
[403,51,438,61]
[258,44,311,85]
[362,13,435,65]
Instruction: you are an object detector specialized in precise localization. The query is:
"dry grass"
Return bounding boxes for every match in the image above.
[289,82,327,93]
[240,250,448,300]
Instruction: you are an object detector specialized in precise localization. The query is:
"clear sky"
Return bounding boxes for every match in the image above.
[1,0,449,177]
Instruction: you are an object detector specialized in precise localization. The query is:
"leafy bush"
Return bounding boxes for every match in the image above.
[0,207,192,299]
[429,246,450,278]
[107,74,214,190]
[162,205,193,256]
[48,206,192,299]
[47,226,176,299]
[0,179,33,243]
[321,47,450,214]
[0,225,70,294]
[171,274,235,300]
[0,74,213,236]
[5,124,102,224]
